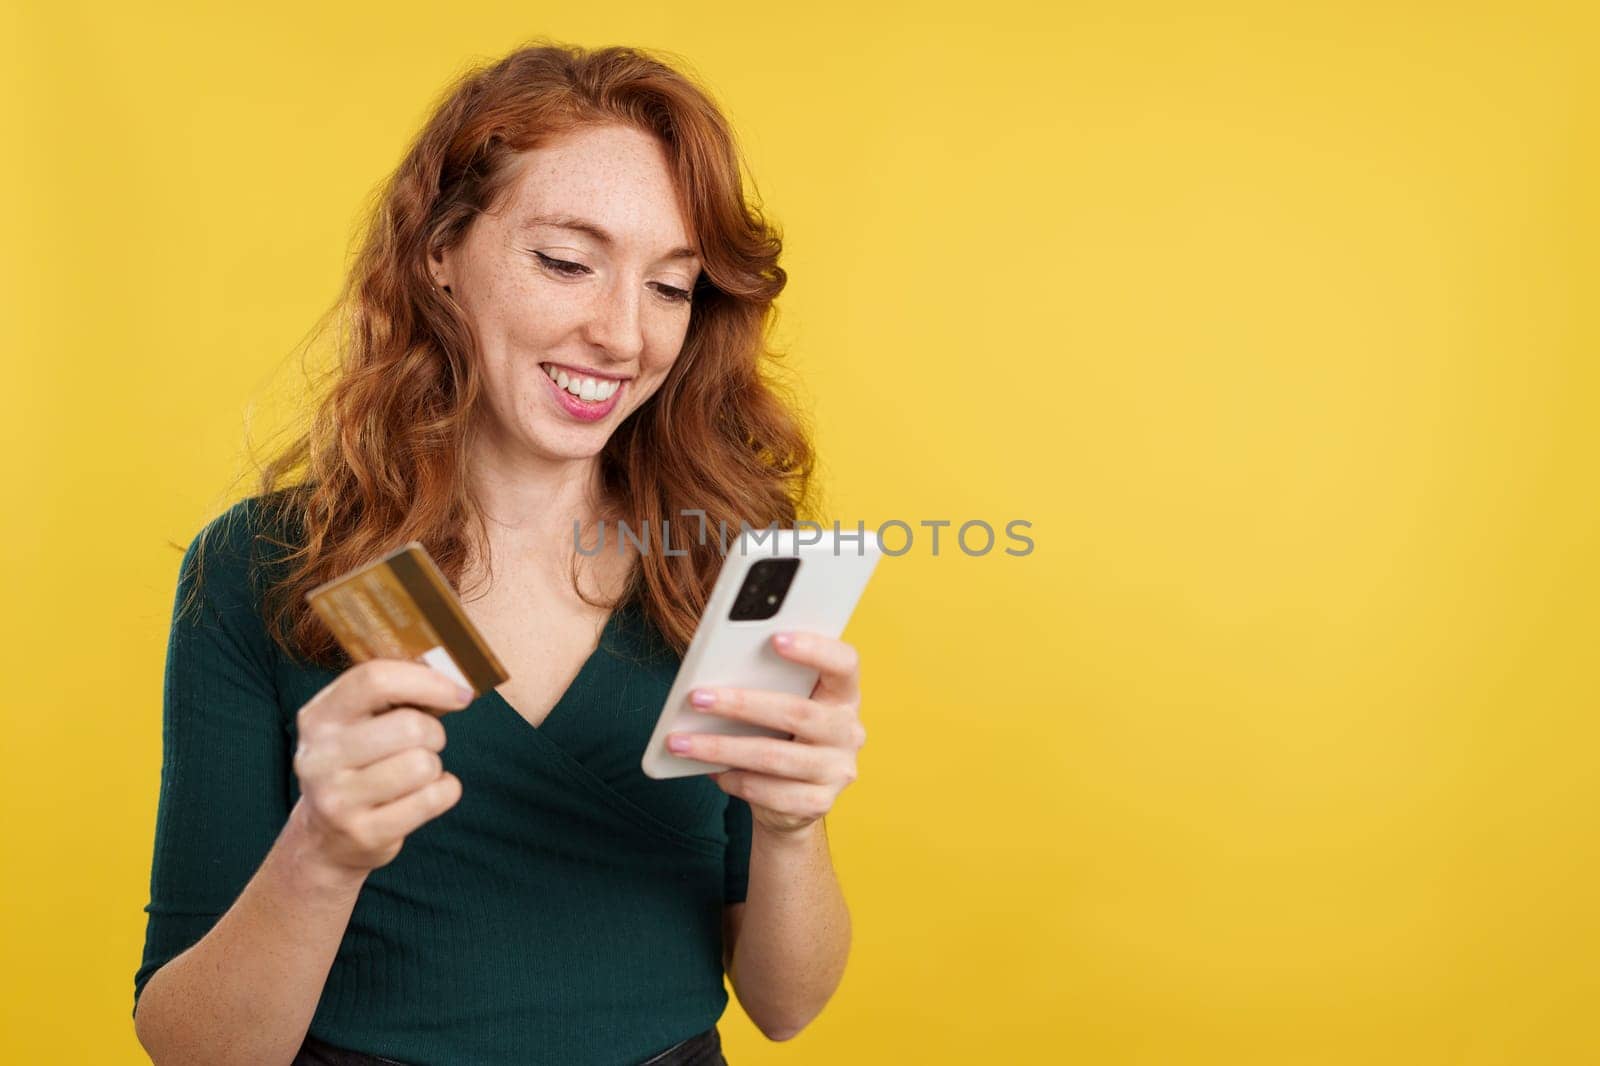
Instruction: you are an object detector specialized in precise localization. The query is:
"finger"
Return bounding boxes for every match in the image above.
[338,746,445,809]
[325,659,475,725]
[688,686,853,747]
[770,632,860,706]
[716,771,835,820]
[362,771,463,841]
[667,732,838,783]
[336,709,448,769]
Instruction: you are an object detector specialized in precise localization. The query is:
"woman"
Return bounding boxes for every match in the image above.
[132,42,866,1066]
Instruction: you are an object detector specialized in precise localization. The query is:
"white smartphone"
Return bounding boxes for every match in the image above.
[640,528,882,780]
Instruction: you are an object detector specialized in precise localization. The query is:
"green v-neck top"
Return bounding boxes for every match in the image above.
[134,494,754,1065]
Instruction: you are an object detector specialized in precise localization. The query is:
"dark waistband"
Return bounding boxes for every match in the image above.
[638,1025,725,1065]
[292,1036,406,1066]
[293,1026,724,1066]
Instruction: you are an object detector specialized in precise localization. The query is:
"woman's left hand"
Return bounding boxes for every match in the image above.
[667,631,866,836]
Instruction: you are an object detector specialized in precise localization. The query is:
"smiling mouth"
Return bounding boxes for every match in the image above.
[539,362,628,402]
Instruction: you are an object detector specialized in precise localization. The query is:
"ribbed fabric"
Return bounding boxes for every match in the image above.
[135,494,754,1066]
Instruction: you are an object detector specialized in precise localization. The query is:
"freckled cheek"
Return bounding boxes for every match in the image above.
[643,332,686,375]
[631,354,680,402]
[510,305,575,355]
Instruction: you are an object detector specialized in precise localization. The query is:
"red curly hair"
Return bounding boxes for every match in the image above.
[185,40,816,664]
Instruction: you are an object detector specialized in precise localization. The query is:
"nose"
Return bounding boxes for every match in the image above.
[580,272,647,364]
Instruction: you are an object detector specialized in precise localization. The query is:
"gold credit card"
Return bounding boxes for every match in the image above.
[305,541,509,699]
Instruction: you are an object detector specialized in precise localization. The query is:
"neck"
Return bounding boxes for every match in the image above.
[463,424,614,580]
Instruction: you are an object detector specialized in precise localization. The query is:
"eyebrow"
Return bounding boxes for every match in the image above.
[521,213,700,263]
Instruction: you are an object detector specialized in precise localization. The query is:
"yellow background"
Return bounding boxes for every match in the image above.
[4,2,1597,1062]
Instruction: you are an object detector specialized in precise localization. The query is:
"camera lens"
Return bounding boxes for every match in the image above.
[730,558,800,621]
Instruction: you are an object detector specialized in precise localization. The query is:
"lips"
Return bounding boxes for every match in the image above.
[540,361,631,390]
[540,363,625,423]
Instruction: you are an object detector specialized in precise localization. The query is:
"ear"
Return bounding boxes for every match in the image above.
[428,245,453,293]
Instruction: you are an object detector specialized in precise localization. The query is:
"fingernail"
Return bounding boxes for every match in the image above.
[454,685,475,704]
[668,734,692,753]
[690,688,716,707]
[773,632,794,650]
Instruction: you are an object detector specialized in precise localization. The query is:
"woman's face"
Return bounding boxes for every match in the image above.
[431,123,701,466]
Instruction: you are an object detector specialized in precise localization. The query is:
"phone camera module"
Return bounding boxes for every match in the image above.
[729,558,800,621]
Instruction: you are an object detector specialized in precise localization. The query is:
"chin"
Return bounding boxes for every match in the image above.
[526,423,614,458]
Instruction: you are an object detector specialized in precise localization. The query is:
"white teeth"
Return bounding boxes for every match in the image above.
[542,364,620,402]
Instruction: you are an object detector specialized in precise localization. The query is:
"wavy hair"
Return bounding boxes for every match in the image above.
[183,40,816,664]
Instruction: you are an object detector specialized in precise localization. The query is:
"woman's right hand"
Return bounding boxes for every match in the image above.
[288,659,475,881]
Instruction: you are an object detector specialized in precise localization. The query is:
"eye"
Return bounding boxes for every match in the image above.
[533,251,591,278]
[535,250,693,306]
[653,282,693,305]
